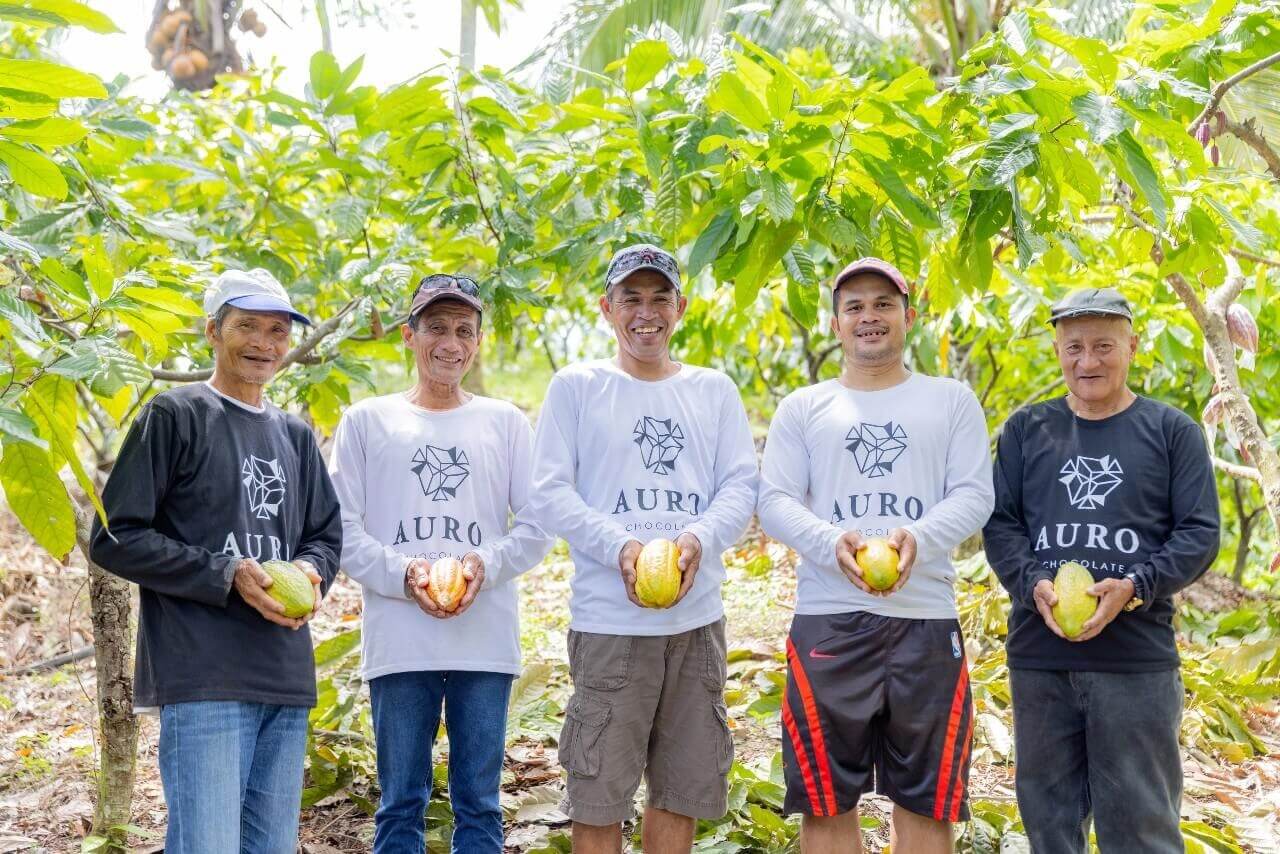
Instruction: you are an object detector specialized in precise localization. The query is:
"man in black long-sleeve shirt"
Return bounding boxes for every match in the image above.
[983,288,1219,854]
[90,269,342,854]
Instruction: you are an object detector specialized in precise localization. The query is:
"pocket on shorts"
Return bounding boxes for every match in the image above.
[568,631,633,691]
[559,694,611,779]
[700,621,728,693]
[711,703,734,776]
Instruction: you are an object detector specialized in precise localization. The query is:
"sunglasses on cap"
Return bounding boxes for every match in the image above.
[415,274,480,297]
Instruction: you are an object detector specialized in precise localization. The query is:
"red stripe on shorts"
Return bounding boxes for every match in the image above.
[786,638,838,816]
[933,664,970,821]
[782,691,825,816]
[947,698,976,822]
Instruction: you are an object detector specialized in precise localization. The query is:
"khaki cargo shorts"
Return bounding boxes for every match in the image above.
[557,618,734,826]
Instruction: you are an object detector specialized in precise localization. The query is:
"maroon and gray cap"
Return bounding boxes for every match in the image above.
[832,257,911,302]
[409,274,484,320]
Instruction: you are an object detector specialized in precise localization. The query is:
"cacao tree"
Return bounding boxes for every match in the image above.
[3,0,1280,844]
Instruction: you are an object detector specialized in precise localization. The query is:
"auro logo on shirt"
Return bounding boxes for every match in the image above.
[411,444,471,501]
[1059,455,1123,510]
[845,422,907,478]
[633,416,685,476]
[242,455,286,519]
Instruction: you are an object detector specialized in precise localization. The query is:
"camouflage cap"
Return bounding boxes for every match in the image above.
[605,243,681,293]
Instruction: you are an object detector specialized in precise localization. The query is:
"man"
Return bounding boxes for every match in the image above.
[530,244,758,853]
[983,288,1220,853]
[327,274,552,852]
[757,257,994,854]
[90,268,342,853]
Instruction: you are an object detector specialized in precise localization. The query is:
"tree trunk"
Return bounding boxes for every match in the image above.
[460,0,477,70]
[78,509,137,853]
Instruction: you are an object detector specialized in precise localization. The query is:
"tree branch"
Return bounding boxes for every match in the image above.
[1215,456,1262,481]
[1190,49,1280,135]
[1225,118,1280,183]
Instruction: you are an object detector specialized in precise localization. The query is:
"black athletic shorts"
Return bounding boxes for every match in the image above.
[782,612,974,822]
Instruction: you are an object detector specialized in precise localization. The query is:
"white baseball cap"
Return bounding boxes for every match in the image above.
[203,268,311,326]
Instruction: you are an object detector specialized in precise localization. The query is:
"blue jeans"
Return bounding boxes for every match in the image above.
[1010,668,1184,853]
[158,701,309,854]
[369,670,514,854]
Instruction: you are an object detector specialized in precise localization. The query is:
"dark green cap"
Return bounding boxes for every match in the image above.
[1048,288,1133,325]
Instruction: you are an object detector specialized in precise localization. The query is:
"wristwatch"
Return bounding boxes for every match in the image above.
[1123,572,1144,611]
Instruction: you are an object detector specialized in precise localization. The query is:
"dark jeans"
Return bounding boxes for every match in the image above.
[1010,668,1184,854]
[369,670,513,854]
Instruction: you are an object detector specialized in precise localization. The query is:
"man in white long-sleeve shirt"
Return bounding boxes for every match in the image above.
[757,258,994,854]
[530,244,758,853]
[328,274,552,853]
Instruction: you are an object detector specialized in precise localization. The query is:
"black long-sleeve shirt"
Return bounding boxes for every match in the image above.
[89,383,342,707]
[983,396,1220,672]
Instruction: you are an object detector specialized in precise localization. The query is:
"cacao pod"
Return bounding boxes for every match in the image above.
[189,48,209,73]
[1202,341,1219,375]
[169,53,196,80]
[1051,561,1097,639]
[635,539,681,608]
[1201,392,1228,426]
[855,537,900,591]
[427,557,466,612]
[161,46,177,66]
[1210,143,1220,166]
[1226,303,1258,353]
[159,10,191,39]
[260,559,314,619]
[148,30,169,54]
[1195,123,1210,147]
[253,21,267,37]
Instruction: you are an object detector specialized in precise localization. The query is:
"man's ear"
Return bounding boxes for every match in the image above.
[205,316,218,345]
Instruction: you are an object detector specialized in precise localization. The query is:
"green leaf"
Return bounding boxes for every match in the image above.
[122,286,203,316]
[0,290,49,342]
[654,162,681,242]
[309,52,341,101]
[25,375,105,527]
[862,159,940,229]
[314,628,361,668]
[0,88,57,120]
[783,249,819,327]
[0,407,47,448]
[81,235,113,299]
[708,73,770,133]
[0,140,66,198]
[0,0,117,32]
[40,256,89,301]
[0,117,87,149]
[760,170,794,223]
[1203,198,1264,252]
[1071,93,1130,145]
[0,439,75,558]
[623,40,670,92]
[688,210,735,278]
[0,58,106,99]
[1032,15,1117,87]
[766,72,794,120]
[735,221,800,308]
[971,132,1039,190]
[878,209,920,280]
[49,336,150,396]
[1108,130,1166,228]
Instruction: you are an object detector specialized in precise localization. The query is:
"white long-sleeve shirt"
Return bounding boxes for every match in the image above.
[530,360,758,635]
[328,393,552,678]
[758,373,994,618]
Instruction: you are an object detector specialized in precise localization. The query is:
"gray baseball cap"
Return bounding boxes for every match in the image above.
[605,243,681,292]
[1048,288,1133,325]
[204,268,311,325]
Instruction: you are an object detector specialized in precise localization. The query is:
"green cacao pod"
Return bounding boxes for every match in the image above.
[635,539,681,608]
[855,537,900,591]
[261,560,313,619]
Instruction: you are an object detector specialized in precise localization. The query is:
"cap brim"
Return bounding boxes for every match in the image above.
[225,295,311,325]
[606,264,681,292]
[410,290,484,318]
[1049,308,1133,324]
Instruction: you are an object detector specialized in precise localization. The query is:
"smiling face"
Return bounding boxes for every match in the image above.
[599,269,687,367]
[1053,314,1137,405]
[402,300,481,387]
[829,273,915,368]
[206,307,292,386]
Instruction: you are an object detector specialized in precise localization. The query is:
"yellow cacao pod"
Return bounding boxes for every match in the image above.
[855,537,900,591]
[427,557,466,612]
[1051,562,1097,639]
[635,539,681,608]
